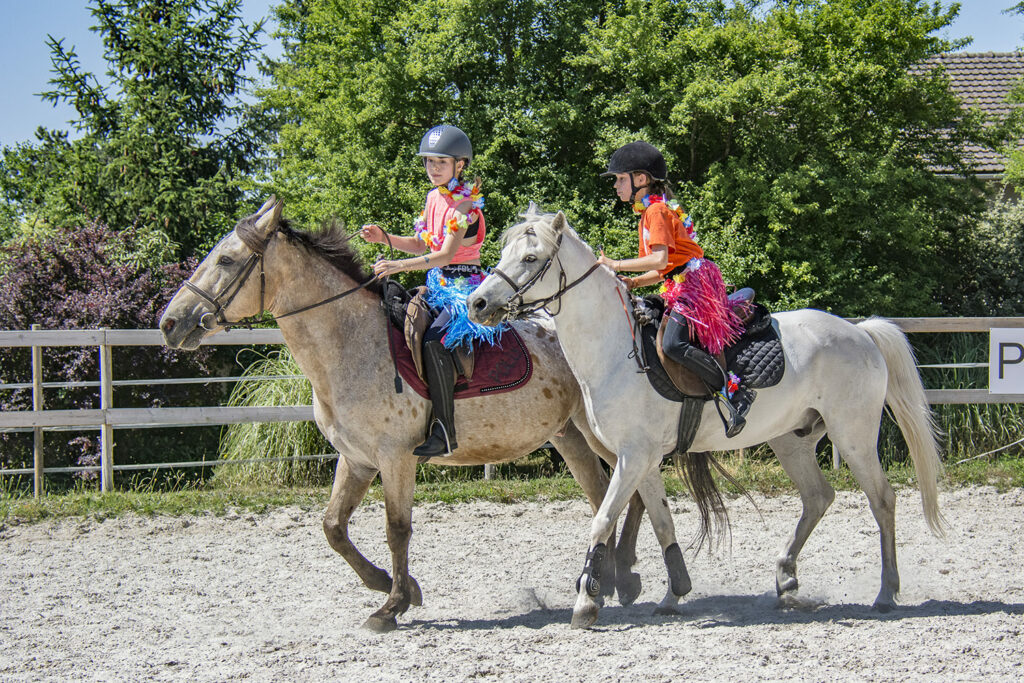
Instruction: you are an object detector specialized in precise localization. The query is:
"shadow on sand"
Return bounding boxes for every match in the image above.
[403,594,1024,632]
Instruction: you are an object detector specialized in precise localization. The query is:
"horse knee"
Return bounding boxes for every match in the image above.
[809,487,835,518]
[323,515,350,553]
[385,518,413,546]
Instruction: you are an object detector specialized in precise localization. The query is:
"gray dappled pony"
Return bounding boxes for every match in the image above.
[160,198,692,632]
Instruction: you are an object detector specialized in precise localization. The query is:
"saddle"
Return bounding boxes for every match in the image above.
[381,280,533,400]
[638,291,785,401]
[404,286,475,382]
[635,289,783,453]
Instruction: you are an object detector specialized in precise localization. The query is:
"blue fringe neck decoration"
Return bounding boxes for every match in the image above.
[424,268,507,349]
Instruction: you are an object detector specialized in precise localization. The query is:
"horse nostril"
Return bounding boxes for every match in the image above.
[472,296,486,312]
[160,318,176,333]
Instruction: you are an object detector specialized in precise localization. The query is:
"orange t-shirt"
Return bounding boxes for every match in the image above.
[639,202,703,276]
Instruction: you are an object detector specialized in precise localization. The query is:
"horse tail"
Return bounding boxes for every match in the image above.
[672,451,742,552]
[856,317,947,536]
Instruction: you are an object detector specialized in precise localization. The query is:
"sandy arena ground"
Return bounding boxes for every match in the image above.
[1,486,1023,682]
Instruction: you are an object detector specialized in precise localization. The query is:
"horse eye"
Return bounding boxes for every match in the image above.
[522,254,537,264]
[217,255,234,266]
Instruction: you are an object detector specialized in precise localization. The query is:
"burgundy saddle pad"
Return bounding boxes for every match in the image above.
[386,324,533,400]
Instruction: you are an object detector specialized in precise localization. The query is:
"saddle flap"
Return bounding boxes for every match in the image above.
[650,318,717,399]
[403,286,475,382]
[403,287,431,381]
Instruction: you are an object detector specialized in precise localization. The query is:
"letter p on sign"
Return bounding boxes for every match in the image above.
[990,328,1024,393]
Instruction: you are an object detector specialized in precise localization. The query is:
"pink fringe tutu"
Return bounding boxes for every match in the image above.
[661,258,742,356]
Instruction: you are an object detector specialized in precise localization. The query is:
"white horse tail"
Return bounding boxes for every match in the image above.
[856,317,947,536]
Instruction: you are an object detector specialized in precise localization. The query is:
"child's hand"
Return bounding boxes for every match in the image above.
[360,224,384,243]
[373,259,403,277]
[596,252,617,271]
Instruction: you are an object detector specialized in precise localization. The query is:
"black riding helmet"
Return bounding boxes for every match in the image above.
[601,141,667,180]
[601,141,668,203]
[418,125,473,162]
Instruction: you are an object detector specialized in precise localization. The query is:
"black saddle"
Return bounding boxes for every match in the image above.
[639,300,785,403]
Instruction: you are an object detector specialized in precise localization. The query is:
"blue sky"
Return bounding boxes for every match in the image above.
[2,0,1023,148]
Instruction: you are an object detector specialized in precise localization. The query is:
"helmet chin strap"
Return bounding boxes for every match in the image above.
[628,175,650,204]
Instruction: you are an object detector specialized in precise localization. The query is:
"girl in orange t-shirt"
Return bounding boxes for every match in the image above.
[598,141,749,436]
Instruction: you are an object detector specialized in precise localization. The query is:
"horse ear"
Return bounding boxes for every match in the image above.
[254,198,283,236]
[552,211,566,235]
[255,195,277,217]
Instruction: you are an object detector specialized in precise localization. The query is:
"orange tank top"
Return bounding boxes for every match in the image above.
[421,187,485,264]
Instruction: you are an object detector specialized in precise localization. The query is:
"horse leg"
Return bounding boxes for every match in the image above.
[572,450,656,629]
[323,457,409,598]
[767,431,835,608]
[614,491,645,606]
[552,421,621,601]
[634,471,691,615]
[565,416,645,605]
[828,419,900,611]
[362,455,420,633]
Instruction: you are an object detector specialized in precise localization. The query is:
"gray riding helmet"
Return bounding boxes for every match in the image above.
[418,125,473,161]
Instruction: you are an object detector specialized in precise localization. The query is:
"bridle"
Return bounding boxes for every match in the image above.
[489,228,602,321]
[182,225,376,330]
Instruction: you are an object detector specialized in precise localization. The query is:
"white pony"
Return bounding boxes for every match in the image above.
[468,207,946,629]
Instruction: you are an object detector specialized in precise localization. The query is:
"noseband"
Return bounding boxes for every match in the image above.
[182,225,375,330]
[490,229,601,321]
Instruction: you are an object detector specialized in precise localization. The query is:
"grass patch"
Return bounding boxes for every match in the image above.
[3,454,1021,525]
[1,485,329,525]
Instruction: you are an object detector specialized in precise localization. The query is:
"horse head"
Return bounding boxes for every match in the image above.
[160,196,283,349]
[469,203,570,325]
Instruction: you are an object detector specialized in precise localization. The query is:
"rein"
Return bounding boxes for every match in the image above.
[491,230,602,320]
[184,226,377,330]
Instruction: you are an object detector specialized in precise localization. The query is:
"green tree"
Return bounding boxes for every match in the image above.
[574,0,995,315]
[0,0,268,257]
[263,0,1001,315]
[261,0,623,269]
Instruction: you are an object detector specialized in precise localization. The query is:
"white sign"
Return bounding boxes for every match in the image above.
[990,328,1024,394]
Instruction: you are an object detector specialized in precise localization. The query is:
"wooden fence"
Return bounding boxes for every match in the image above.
[2,317,1023,495]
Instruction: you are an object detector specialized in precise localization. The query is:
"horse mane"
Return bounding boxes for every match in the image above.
[502,202,580,253]
[236,215,380,295]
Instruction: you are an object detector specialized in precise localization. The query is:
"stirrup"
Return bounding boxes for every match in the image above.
[714,392,746,439]
[412,419,456,457]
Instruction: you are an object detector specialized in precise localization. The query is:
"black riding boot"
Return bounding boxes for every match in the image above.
[413,340,458,457]
[722,386,756,438]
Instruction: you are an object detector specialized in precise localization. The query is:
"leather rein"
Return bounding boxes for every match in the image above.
[182,226,377,330]
[489,229,602,321]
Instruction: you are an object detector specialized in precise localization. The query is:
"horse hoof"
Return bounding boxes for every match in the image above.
[775,577,798,596]
[653,604,681,616]
[777,592,819,611]
[362,614,398,633]
[616,572,643,606]
[409,578,423,607]
[570,605,599,629]
[872,601,895,614]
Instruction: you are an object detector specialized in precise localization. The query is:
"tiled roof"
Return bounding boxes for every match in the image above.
[911,52,1024,174]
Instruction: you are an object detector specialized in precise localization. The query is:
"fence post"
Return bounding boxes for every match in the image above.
[32,324,44,497]
[99,329,114,492]
[832,446,841,469]
[483,464,493,481]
